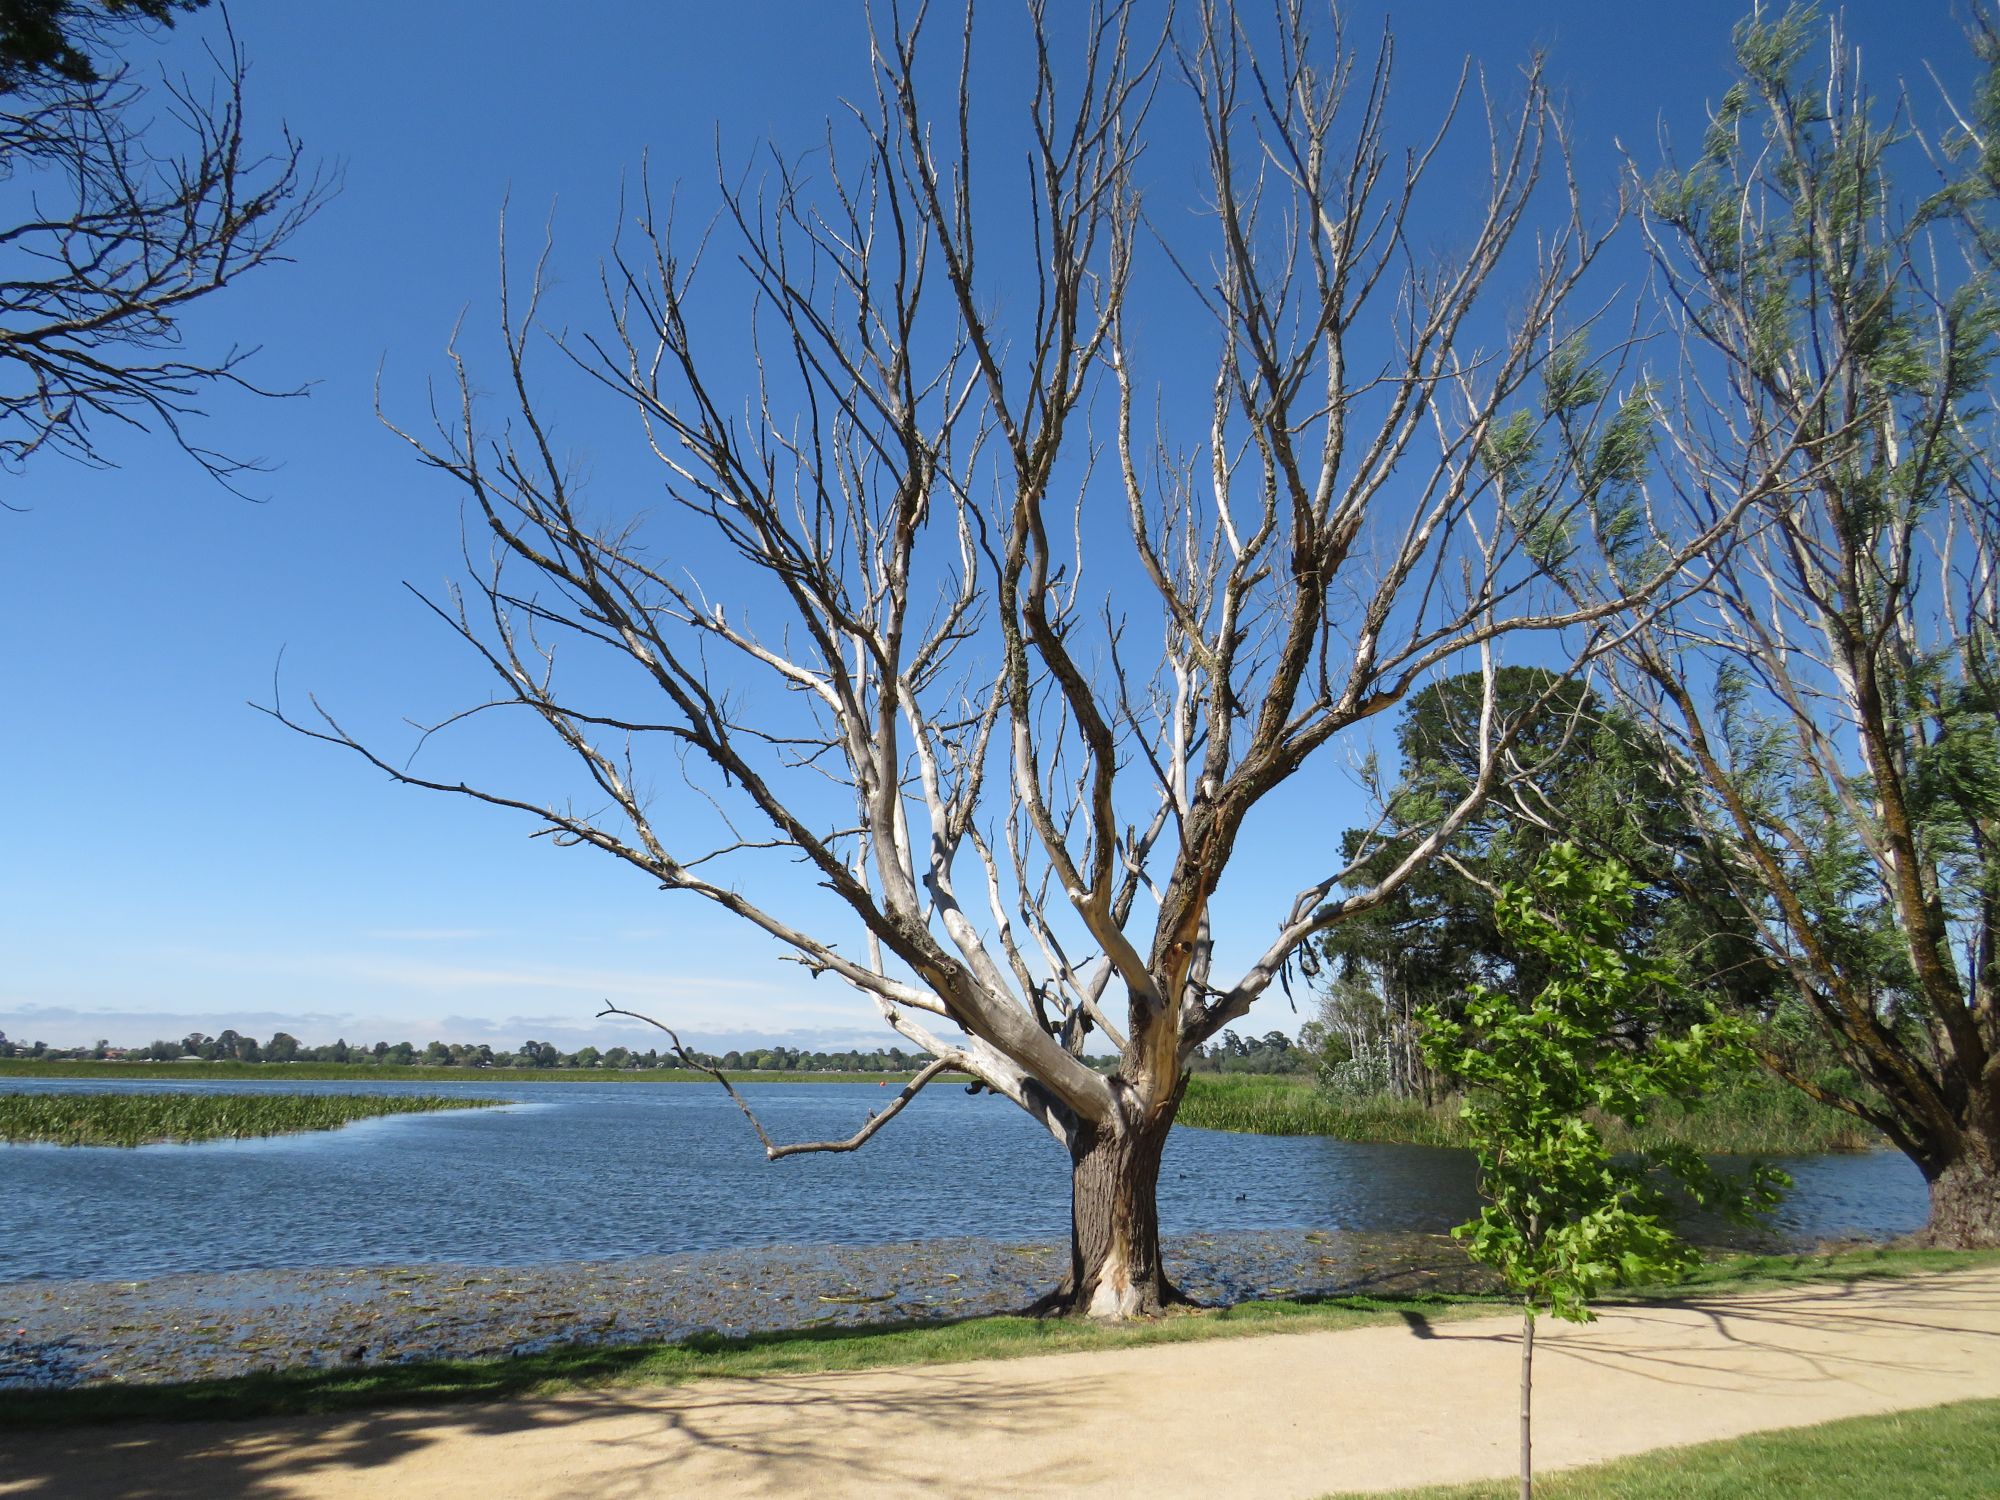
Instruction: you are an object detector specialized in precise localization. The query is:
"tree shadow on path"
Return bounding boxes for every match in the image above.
[0,1363,1110,1500]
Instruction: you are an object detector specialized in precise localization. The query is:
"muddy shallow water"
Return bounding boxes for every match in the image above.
[0,1229,1493,1389]
[0,1076,1931,1389]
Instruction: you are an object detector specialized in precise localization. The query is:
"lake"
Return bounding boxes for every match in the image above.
[0,1076,1931,1284]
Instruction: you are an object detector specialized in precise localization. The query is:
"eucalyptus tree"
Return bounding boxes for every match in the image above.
[1541,7,2000,1244]
[282,0,1761,1316]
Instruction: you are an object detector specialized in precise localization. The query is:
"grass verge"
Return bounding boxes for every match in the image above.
[0,1091,500,1146]
[3,1247,1989,1432]
[1319,1397,2000,1499]
[1179,1073,1878,1154]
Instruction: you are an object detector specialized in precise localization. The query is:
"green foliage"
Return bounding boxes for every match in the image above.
[1318,670,1772,1084]
[1932,6,2000,255]
[1474,329,1661,582]
[1188,1028,1312,1075]
[1176,1072,1875,1155]
[1420,845,1786,1323]
[0,0,206,90]
[1642,2,1965,402]
[0,1091,499,1146]
[1664,2,2000,1144]
[1180,1074,1453,1139]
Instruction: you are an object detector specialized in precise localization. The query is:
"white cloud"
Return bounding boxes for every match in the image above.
[358,928,500,942]
[149,944,787,1002]
[0,1005,348,1046]
[0,940,876,1049]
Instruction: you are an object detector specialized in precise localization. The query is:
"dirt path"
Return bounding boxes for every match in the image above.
[4,1269,1997,1500]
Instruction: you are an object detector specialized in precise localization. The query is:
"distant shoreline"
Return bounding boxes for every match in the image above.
[0,1059,935,1084]
[2,1061,1884,1157]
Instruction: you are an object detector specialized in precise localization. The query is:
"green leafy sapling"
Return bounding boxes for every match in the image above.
[1419,842,1786,1500]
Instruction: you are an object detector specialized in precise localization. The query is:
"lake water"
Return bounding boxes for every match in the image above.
[0,1077,1931,1283]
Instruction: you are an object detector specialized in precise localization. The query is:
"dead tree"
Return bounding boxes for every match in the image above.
[0,18,326,492]
[279,1,1762,1315]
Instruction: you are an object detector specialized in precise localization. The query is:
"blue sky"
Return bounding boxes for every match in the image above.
[0,0,1975,1054]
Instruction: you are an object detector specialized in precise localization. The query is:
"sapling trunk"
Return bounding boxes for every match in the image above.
[1519,1302,1535,1500]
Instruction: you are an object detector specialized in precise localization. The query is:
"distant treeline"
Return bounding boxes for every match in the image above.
[1190,1029,1313,1075]
[0,1028,934,1073]
[0,1026,1310,1075]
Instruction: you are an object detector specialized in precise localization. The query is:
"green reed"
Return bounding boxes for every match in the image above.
[0,1091,501,1147]
[1178,1073,1876,1155]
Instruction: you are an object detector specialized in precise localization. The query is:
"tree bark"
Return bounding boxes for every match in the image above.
[1038,1112,1186,1318]
[1519,1304,1535,1500]
[1925,1134,2000,1249]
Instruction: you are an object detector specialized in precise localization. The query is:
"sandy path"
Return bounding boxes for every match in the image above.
[3,1268,1997,1500]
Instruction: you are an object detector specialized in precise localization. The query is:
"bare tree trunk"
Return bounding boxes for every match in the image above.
[1519,1304,1536,1500]
[1401,984,1422,1103]
[1040,1111,1186,1318]
[1926,1128,2000,1249]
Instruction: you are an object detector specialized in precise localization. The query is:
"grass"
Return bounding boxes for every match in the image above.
[1179,1073,1878,1155]
[1318,1397,2000,1499]
[0,1091,501,1146]
[1181,1075,1468,1144]
[1,1063,1878,1154]
[0,1059,932,1084]
[3,1246,1988,1431]
[9,1065,1877,1154]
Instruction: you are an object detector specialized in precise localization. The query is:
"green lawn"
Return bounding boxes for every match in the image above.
[1320,1398,2000,1499]
[3,1247,1988,1431]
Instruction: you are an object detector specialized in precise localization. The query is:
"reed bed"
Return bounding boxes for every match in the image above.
[0,1092,501,1147]
[1179,1073,1877,1155]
